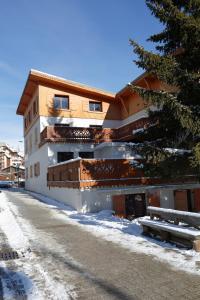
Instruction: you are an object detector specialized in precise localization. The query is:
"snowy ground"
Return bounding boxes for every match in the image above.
[0,188,200,299]
[0,191,76,299]
[24,189,200,276]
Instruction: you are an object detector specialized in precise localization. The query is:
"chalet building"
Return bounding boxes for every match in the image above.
[16,70,200,217]
[1,165,25,182]
[0,142,24,171]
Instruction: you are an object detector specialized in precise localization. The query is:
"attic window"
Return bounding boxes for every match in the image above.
[53,95,69,110]
[89,101,102,112]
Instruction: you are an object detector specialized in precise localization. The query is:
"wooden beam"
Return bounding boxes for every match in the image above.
[119,96,129,116]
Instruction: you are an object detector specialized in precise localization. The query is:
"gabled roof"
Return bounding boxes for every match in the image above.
[16,69,115,115]
[116,72,150,97]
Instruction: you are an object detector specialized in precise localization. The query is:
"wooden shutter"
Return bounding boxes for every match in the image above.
[112,195,126,217]
[174,190,188,211]
[193,189,200,212]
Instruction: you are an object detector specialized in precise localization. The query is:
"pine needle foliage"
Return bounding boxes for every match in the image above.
[130,0,200,178]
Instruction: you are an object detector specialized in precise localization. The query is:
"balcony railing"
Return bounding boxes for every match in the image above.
[40,118,150,145]
[47,158,144,189]
[47,158,198,189]
[40,126,117,145]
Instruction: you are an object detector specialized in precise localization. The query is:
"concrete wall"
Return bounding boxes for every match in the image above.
[160,189,175,209]
[81,189,112,213]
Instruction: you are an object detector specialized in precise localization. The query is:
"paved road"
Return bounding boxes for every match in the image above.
[1,190,200,299]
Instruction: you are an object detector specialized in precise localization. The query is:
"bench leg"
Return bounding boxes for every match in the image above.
[142,225,149,235]
[160,230,170,242]
[193,240,200,252]
[174,218,179,225]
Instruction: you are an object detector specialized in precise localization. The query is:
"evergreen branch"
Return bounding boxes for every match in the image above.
[129,84,200,135]
[129,40,178,85]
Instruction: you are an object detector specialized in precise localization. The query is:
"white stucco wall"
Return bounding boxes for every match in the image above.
[48,143,94,165]
[94,142,138,159]
[81,189,112,213]
[25,143,49,195]
[40,116,121,130]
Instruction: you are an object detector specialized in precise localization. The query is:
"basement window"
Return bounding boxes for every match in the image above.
[53,95,69,110]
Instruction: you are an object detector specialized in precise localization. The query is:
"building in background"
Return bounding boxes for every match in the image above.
[0,142,24,184]
[16,70,200,216]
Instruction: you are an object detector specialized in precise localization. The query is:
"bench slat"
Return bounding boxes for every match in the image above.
[147,206,200,228]
[140,219,200,240]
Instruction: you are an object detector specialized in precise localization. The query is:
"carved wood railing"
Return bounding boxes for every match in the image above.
[40,126,117,145]
[47,158,199,189]
[47,158,143,189]
[40,117,150,145]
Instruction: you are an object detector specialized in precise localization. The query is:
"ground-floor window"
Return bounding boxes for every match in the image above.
[57,152,74,163]
[79,152,94,159]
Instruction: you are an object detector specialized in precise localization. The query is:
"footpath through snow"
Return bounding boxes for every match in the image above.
[25,189,200,276]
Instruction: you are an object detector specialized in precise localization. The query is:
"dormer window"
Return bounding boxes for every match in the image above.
[53,95,69,110]
[89,101,102,112]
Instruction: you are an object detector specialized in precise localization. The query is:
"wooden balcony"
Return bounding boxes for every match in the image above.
[40,118,150,145]
[47,158,198,189]
[40,126,117,145]
[47,158,143,189]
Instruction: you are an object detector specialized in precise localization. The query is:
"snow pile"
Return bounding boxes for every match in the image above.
[0,194,29,249]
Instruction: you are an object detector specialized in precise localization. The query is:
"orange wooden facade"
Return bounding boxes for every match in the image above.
[17,70,167,137]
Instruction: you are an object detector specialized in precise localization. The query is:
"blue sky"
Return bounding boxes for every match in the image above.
[0,0,162,150]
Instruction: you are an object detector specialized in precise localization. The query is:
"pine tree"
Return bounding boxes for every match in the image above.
[129,0,200,178]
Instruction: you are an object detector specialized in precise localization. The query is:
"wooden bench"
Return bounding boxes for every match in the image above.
[140,219,200,251]
[147,206,200,229]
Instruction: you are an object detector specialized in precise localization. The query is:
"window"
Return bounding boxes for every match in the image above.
[89,125,103,129]
[57,152,74,163]
[33,99,38,116]
[79,152,94,159]
[34,127,38,145]
[34,162,40,177]
[55,123,70,127]
[89,101,102,112]
[30,165,33,178]
[29,135,32,154]
[53,95,69,110]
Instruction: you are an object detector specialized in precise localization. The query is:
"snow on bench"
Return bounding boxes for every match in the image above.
[140,219,200,251]
[147,206,200,228]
